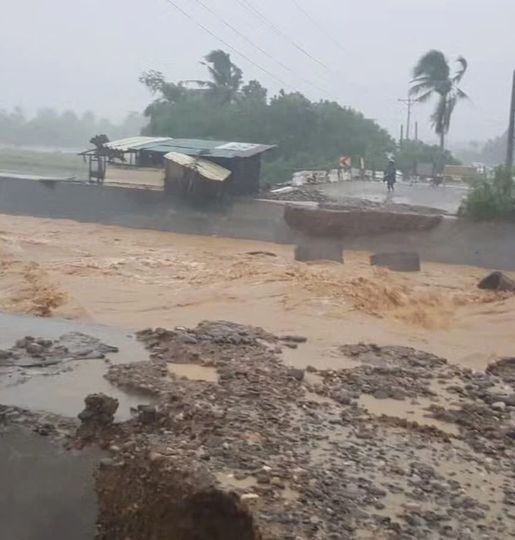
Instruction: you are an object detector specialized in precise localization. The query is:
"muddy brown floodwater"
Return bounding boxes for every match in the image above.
[0,213,513,372]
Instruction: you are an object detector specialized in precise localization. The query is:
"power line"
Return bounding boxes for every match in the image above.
[161,0,293,91]
[290,0,347,55]
[235,0,333,74]
[235,0,368,96]
[190,0,329,96]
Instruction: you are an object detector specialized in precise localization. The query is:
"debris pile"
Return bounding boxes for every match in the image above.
[82,323,515,539]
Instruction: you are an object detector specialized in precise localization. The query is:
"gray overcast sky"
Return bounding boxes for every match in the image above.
[1,0,513,144]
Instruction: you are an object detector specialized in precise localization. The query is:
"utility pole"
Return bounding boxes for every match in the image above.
[398,97,416,141]
[506,70,515,171]
[415,121,419,142]
[400,124,404,146]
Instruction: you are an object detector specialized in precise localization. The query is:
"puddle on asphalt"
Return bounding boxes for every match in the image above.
[358,395,459,435]
[167,363,219,383]
[0,359,153,421]
[0,312,152,421]
[281,341,361,371]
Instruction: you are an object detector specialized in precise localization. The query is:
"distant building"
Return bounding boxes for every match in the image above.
[80,136,275,195]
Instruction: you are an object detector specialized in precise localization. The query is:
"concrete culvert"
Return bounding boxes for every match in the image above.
[95,454,262,540]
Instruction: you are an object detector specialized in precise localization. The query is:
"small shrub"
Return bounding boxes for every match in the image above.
[460,166,514,220]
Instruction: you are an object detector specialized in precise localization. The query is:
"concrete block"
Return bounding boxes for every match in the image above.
[294,238,343,263]
[370,251,420,272]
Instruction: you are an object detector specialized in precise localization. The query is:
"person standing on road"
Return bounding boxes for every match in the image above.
[384,158,397,192]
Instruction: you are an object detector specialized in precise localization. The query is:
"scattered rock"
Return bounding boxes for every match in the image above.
[78,393,119,425]
[491,401,506,412]
[287,368,305,381]
[478,271,515,292]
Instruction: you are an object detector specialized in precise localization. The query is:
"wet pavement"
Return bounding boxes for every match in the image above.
[320,180,468,213]
[0,427,100,540]
[0,313,152,420]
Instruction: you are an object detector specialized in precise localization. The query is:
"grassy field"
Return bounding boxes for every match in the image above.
[0,147,88,178]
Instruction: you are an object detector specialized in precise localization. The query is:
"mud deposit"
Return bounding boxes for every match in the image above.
[49,320,514,540]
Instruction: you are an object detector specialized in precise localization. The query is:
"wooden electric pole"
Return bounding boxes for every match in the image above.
[506,70,515,171]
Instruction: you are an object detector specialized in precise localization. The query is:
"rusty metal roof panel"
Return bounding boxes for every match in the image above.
[164,152,231,182]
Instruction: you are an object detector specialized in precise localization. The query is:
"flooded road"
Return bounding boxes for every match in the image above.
[0,427,99,540]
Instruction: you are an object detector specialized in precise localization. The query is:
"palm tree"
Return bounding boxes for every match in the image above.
[195,50,243,104]
[410,50,468,150]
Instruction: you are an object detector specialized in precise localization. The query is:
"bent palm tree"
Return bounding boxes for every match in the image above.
[195,50,243,104]
[410,50,468,150]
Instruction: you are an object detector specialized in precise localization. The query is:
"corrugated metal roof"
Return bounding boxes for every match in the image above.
[164,152,231,182]
[104,136,173,152]
[100,137,275,159]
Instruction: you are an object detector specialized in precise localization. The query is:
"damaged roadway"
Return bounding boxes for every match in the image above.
[3,319,515,539]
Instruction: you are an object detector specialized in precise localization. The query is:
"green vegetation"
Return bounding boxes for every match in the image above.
[140,50,396,183]
[397,140,459,177]
[410,50,468,150]
[460,166,514,220]
[0,109,144,149]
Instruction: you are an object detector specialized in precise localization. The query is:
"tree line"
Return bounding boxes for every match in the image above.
[140,50,399,183]
[140,49,462,183]
[0,108,144,149]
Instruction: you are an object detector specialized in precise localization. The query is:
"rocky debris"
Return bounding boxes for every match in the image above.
[78,394,119,426]
[321,199,448,216]
[260,186,330,204]
[486,356,515,384]
[478,271,515,293]
[136,405,158,425]
[370,251,421,272]
[7,324,511,538]
[0,332,118,369]
[65,326,515,539]
[340,343,448,369]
